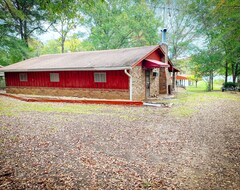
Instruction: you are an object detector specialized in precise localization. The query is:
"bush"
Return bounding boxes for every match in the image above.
[0,78,5,89]
[223,82,237,88]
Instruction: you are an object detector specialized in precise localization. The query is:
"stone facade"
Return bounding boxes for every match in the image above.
[6,87,129,100]
[159,68,167,94]
[131,66,161,101]
[149,68,160,97]
[131,66,145,101]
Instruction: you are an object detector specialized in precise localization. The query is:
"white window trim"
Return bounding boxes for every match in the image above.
[94,72,106,83]
[19,73,28,82]
[50,73,60,82]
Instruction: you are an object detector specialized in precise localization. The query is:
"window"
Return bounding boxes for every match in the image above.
[50,73,60,82]
[19,73,27,82]
[94,72,106,83]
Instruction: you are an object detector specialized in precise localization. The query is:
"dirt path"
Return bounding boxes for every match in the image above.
[0,92,239,189]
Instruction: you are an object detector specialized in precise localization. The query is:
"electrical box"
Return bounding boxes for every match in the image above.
[152,68,158,77]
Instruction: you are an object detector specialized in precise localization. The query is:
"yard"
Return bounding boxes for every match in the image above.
[0,90,240,189]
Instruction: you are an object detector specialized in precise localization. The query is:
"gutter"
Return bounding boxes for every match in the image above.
[124,69,133,101]
[0,67,132,72]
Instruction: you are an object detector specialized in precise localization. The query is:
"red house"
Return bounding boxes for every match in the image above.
[0,45,178,101]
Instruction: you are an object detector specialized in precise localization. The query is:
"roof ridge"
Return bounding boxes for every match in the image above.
[40,45,159,57]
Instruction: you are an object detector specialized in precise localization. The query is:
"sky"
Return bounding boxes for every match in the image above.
[37,25,89,44]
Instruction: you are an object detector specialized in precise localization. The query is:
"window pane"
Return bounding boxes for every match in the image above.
[19,73,27,81]
[50,73,59,82]
[94,72,106,83]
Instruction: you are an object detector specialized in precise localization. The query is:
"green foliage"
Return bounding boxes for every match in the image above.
[223,82,237,88]
[188,0,240,83]
[186,81,208,92]
[189,46,223,91]
[65,38,82,52]
[0,0,48,45]
[187,73,202,82]
[46,0,85,53]
[0,78,5,89]
[39,35,90,55]
[0,36,29,66]
[28,38,44,57]
[40,40,61,55]
[86,0,161,50]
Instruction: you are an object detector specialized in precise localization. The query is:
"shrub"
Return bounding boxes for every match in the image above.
[223,82,237,88]
[0,78,5,89]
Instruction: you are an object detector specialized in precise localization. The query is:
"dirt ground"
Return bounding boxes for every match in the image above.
[0,92,240,189]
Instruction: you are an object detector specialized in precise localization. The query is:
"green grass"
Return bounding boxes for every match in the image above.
[186,81,208,92]
[186,81,222,92]
[19,103,103,114]
[0,88,239,119]
[167,86,239,117]
[0,98,105,115]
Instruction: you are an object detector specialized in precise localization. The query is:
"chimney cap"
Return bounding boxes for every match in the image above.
[161,28,167,32]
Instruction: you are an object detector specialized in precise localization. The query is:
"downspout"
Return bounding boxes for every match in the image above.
[124,69,132,101]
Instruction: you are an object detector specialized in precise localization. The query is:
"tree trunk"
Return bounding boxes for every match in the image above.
[19,19,24,41]
[195,80,198,87]
[208,71,213,91]
[232,65,235,84]
[23,20,28,47]
[235,63,239,84]
[61,37,64,53]
[60,20,65,53]
[225,61,228,84]
[231,63,238,84]
[208,76,211,91]
[211,73,214,90]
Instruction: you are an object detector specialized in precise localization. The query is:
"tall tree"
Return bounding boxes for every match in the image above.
[85,0,161,50]
[190,47,222,91]
[148,0,199,60]
[0,0,48,46]
[46,0,84,53]
[0,0,30,65]
[188,0,240,84]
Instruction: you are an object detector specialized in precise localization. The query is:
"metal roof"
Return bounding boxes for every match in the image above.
[0,45,160,72]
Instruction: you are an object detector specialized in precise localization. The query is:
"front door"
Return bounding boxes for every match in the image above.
[145,70,150,98]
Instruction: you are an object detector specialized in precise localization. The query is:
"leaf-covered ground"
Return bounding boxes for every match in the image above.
[0,92,240,189]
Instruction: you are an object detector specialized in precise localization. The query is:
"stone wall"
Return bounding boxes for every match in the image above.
[131,66,145,101]
[131,66,160,100]
[150,68,160,97]
[6,87,129,100]
[166,69,172,94]
[159,68,167,94]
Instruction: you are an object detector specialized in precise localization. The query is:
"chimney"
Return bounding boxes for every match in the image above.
[160,28,170,95]
[160,28,168,63]
[161,28,167,44]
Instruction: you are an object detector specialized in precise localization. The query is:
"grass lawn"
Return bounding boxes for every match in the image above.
[186,81,222,92]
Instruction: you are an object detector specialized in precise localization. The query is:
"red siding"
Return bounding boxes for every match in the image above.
[136,48,165,66]
[5,70,129,89]
[146,49,165,62]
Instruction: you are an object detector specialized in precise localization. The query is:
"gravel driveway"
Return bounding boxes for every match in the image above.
[0,92,240,189]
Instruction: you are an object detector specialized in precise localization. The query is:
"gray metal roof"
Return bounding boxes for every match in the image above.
[0,45,160,72]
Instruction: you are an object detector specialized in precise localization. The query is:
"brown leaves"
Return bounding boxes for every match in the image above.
[0,94,240,189]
